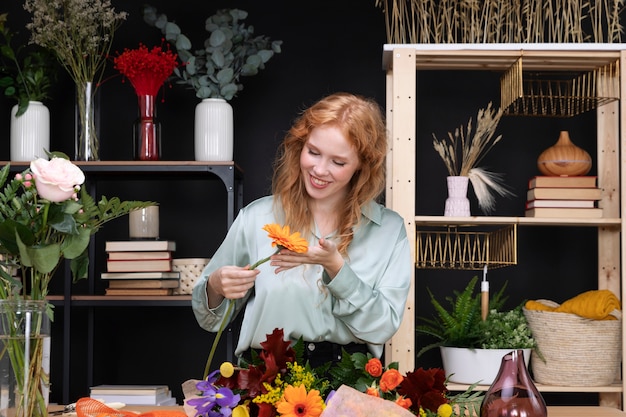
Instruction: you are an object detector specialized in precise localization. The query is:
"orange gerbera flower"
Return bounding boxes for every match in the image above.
[276,384,324,417]
[263,223,309,253]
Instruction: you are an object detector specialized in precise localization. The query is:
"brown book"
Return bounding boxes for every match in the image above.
[525,207,603,218]
[107,279,179,289]
[108,251,172,261]
[525,199,596,209]
[105,240,176,252]
[527,187,602,201]
[106,259,172,272]
[104,288,173,296]
[528,176,597,188]
[101,272,180,280]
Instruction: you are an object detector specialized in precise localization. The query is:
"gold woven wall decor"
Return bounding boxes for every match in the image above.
[375,0,624,44]
[500,57,620,117]
[416,224,517,270]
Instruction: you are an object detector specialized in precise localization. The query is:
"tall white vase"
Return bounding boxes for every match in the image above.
[10,101,50,162]
[194,98,234,161]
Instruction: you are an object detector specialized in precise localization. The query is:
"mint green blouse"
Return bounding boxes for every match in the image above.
[191,196,411,358]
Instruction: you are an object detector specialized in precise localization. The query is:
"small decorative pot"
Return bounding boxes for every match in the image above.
[194,98,234,161]
[10,101,50,162]
[444,176,471,217]
[537,131,592,176]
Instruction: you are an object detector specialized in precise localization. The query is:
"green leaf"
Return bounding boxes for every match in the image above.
[70,250,89,281]
[62,227,90,259]
[28,243,61,274]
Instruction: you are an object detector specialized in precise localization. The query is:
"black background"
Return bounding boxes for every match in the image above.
[0,0,609,406]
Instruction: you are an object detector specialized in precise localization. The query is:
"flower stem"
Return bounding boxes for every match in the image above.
[202,248,280,378]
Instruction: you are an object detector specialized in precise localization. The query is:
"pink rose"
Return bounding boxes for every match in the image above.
[30,158,85,202]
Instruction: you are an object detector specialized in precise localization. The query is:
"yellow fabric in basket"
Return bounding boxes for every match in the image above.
[525,289,621,320]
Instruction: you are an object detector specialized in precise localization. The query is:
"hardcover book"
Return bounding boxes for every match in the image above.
[101,272,180,280]
[528,176,597,188]
[525,207,603,218]
[526,187,602,201]
[525,199,596,209]
[106,259,172,272]
[104,288,174,296]
[107,279,179,289]
[89,385,170,396]
[105,240,176,252]
[107,251,172,261]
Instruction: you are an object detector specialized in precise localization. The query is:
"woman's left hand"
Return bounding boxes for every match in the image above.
[270,237,344,278]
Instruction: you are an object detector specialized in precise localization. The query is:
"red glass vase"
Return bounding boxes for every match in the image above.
[133,94,161,161]
[481,349,547,417]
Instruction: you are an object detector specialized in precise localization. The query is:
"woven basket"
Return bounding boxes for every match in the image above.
[523,299,621,386]
[171,258,210,295]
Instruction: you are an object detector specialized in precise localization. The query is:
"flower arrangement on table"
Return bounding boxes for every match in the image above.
[185,225,481,417]
[183,329,483,417]
[23,0,128,160]
[432,102,514,213]
[142,5,282,101]
[113,44,179,160]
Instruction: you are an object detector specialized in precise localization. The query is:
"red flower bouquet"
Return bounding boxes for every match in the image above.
[114,44,178,160]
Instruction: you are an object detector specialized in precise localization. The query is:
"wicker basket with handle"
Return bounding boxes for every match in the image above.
[523,299,621,386]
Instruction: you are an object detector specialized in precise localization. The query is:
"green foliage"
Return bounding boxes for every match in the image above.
[0,13,56,116]
[416,275,535,356]
[143,6,282,101]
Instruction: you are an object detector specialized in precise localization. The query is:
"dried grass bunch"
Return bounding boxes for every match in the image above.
[375,0,624,43]
[433,103,514,213]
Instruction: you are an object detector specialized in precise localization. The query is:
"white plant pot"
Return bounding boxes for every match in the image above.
[10,101,50,162]
[440,346,532,385]
[194,98,234,161]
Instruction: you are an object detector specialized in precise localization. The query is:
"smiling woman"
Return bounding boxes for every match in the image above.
[191,93,412,396]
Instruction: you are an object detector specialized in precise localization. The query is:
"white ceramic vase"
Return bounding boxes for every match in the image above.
[440,346,532,385]
[444,175,471,216]
[10,101,50,162]
[194,98,234,161]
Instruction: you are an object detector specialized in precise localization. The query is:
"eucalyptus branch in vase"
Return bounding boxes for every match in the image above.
[432,102,514,213]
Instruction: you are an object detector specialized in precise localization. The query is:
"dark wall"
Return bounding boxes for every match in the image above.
[0,0,607,407]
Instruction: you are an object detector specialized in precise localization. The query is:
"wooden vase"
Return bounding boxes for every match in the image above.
[537,131,592,176]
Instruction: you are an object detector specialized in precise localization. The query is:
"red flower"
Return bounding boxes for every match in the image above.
[114,43,179,96]
[365,358,383,377]
[397,367,449,413]
[379,369,403,393]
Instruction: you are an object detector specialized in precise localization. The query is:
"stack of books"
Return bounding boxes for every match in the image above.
[524,176,603,218]
[102,240,179,296]
[90,384,177,406]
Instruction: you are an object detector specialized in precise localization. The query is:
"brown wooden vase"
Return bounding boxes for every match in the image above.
[537,131,592,176]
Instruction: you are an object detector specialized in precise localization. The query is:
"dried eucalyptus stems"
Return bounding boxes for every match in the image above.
[374,0,624,44]
[433,103,514,213]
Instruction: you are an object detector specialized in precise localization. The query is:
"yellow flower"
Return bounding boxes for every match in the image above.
[220,361,235,378]
[263,223,308,253]
[232,404,250,417]
[437,403,453,417]
[276,384,324,417]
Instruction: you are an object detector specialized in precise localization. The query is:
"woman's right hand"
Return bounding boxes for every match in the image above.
[206,265,260,308]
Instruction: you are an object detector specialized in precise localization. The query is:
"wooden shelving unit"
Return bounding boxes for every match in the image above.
[383,44,625,410]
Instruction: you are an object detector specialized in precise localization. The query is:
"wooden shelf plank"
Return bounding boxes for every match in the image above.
[415,215,622,227]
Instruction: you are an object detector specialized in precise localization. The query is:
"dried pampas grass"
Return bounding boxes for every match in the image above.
[433,103,514,213]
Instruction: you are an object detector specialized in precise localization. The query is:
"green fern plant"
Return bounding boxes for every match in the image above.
[417,276,508,356]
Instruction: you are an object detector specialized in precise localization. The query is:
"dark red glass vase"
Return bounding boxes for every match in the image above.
[481,350,547,417]
[133,94,161,161]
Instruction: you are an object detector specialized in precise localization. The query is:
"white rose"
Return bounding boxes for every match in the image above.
[30,157,86,202]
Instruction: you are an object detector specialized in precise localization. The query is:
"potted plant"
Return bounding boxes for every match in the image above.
[142,6,283,161]
[0,13,57,161]
[417,276,539,385]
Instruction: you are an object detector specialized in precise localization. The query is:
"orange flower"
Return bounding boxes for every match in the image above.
[263,223,308,253]
[365,386,380,397]
[276,384,324,417]
[379,369,403,393]
[395,396,412,410]
[365,358,383,377]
